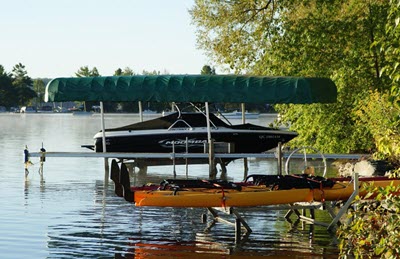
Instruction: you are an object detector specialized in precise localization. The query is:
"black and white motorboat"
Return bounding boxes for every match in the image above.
[89,111,297,156]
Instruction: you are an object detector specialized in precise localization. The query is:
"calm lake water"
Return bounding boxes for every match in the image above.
[0,113,340,258]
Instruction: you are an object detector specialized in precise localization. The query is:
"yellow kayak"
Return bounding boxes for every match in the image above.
[313,178,400,202]
[136,188,314,207]
[111,160,400,207]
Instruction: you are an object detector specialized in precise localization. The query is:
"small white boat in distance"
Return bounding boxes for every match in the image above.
[220,110,260,119]
[20,106,36,113]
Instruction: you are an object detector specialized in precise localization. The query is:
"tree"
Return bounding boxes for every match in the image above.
[190,0,394,156]
[381,0,400,98]
[142,69,161,75]
[114,68,123,76]
[111,67,136,112]
[114,67,136,76]
[75,66,100,77]
[75,66,101,111]
[201,65,216,75]
[33,79,46,107]
[0,65,15,108]
[11,63,36,106]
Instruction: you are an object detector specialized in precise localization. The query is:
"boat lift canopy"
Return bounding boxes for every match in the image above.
[45,75,337,104]
[43,74,337,177]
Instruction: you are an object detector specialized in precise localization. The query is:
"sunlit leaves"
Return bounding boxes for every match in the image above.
[356,90,400,165]
[190,0,279,73]
[381,0,400,97]
[190,0,397,161]
[338,184,400,258]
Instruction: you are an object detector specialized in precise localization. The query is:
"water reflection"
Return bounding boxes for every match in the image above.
[21,160,341,258]
[118,236,231,258]
[42,182,339,258]
[2,114,341,258]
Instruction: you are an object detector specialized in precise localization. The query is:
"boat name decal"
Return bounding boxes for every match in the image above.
[159,138,207,148]
[259,135,280,139]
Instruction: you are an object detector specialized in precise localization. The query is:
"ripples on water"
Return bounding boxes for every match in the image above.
[0,114,340,258]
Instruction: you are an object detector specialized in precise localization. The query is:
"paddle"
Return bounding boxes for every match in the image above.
[120,163,135,203]
[110,159,123,197]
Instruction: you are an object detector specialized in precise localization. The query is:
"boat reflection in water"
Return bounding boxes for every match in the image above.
[115,227,337,258]
[118,236,231,258]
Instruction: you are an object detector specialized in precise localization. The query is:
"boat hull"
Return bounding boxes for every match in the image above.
[135,188,313,207]
[92,112,297,154]
[94,130,296,153]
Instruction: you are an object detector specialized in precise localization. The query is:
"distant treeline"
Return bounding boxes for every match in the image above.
[0,64,275,113]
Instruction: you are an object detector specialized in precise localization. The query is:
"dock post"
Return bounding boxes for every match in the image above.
[243,158,248,179]
[24,146,30,178]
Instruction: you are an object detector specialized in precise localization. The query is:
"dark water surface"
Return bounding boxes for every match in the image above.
[0,113,340,258]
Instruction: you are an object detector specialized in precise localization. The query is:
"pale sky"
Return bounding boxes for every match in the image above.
[1,0,212,78]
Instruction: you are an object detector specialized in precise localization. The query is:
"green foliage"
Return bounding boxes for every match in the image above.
[75,66,101,111]
[142,69,161,75]
[201,65,216,75]
[337,183,400,258]
[380,0,400,98]
[75,66,100,77]
[0,63,39,108]
[33,79,46,106]
[190,0,397,158]
[0,65,16,107]
[191,0,280,73]
[114,67,136,76]
[11,63,36,106]
[355,90,400,165]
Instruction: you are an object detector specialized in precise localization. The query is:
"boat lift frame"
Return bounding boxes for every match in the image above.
[200,173,359,243]
[24,101,363,243]
[38,75,348,243]
[24,141,362,241]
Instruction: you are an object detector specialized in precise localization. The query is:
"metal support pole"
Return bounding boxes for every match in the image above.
[277,142,282,175]
[185,137,189,178]
[205,102,216,178]
[172,142,176,177]
[241,103,246,123]
[235,218,241,243]
[241,103,248,177]
[327,173,359,231]
[205,102,212,145]
[208,139,215,178]
[100,101,109,181]
[138,101,143,122]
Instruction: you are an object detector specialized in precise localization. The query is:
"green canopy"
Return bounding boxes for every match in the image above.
[45,75,337,104]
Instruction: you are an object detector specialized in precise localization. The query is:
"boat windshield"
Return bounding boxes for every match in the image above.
[104,112,230,132]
